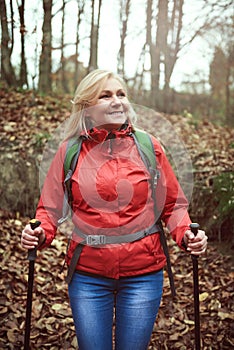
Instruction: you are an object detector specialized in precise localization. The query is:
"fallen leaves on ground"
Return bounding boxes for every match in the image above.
[0,210,233,350]
[1,88,233,179]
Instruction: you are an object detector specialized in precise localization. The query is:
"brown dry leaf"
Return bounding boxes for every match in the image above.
[199,292,209,301]
[7,329,17,343]
[218,311,234,320]
[51,303,64,311]
[169,333,180,341]
[0,307,8,315]
[184,319,195,325]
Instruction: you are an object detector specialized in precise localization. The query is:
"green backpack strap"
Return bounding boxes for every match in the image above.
[64,137,82,177]
[58,137,83,224]
[134,128,156,169]
[132,128,160,188]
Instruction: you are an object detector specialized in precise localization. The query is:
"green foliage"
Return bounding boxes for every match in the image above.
[182,109,200,128]
[213,172,234,225]
[182,109,193,119]
[33,132,51,150]
[191,172,234,242]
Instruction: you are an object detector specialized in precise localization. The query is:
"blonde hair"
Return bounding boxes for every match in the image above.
[64,69,135,140]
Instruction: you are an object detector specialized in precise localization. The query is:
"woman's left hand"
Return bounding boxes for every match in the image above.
[183,229,208,255]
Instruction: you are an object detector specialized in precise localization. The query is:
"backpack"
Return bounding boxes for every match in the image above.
[60,128,176,297]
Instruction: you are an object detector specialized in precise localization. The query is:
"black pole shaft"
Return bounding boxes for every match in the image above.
[24,219,41,350]
[190,223,201,350]
[24,260,35,350]
[192,255,201,350]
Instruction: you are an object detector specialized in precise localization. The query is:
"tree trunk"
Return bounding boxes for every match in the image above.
[88,0,102,71]
[163,0,184,112]
[9,0,14,56]
[225,46,234,127]
[18,0,28,88]
[74,0,85,88]
[60,0,69,93]
[38,0,52,93]
[0,0,17,86]
[117,0,131,77]
[152,0,168,109]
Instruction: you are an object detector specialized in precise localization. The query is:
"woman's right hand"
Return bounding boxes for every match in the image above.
[21,224,45,250]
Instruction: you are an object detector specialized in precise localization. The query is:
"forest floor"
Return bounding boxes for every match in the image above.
[0,209,233,349]
[0,88,233,349]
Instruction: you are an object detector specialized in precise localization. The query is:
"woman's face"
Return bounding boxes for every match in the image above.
[86,77,130,129]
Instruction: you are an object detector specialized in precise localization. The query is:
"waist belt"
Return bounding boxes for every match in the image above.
[65,222,161,284]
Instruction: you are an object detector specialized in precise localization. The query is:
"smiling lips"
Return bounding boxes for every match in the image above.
[107,111,124,116]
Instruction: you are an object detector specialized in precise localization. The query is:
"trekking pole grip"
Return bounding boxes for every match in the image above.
[190,223,200,258]
[190,223,200,236]
[27,219,41,261]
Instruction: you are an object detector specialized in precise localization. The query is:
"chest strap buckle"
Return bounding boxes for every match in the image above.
[86,235,106,246]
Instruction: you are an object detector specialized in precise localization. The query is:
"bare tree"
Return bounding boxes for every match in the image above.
[226,44,234,126]
[130,0,152,97]
[60,0,69,93]
[210,47,227,99]
[210,45,234,126]
[9,0,15,58]
[88,0,102,71]
[135,0,170,109]
[117,0,131,77]
[74,0,85,87]
[0,0,17,86]
[17,0,28,88]
[38,0,53,93]
[138,0,234,114]
[153,0,169,108]
[163,0,183,111]
[146,0,153,91]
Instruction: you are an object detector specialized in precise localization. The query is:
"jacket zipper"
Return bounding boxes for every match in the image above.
[108,136,114,155]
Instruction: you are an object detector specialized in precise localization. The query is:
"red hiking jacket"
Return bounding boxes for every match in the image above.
[36,125,191,279]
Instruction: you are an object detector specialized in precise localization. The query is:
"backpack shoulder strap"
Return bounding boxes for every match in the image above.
[132,128,160,187]
[134,128,156,169]
[58,137,83,224]
[64,137,83,177]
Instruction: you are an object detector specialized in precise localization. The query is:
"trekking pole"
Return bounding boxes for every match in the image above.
[24,219,41,350]
[190,223,201,350]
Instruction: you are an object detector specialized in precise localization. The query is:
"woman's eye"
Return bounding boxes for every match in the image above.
[99,91,126,99]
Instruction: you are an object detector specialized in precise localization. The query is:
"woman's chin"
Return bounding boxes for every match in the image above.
[97,122,124,131]
[94,117,127,130]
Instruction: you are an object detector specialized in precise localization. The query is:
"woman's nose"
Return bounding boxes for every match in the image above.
[110,95,121,105]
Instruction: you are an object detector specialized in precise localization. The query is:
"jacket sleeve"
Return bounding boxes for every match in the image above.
[151,136,191,249]
[35,142,67,249]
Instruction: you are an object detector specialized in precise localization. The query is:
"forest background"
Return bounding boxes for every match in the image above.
[0,0,234,349]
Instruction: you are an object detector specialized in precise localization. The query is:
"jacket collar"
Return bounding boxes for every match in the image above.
[81,122,133,143]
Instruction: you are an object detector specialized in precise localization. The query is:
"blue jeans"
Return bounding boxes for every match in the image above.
[68,270,163,350]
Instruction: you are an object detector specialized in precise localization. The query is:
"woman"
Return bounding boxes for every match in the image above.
[21,69,207,350]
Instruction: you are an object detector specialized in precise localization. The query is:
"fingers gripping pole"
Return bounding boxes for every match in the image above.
[27,219,41,261]
[190,223,201,350]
